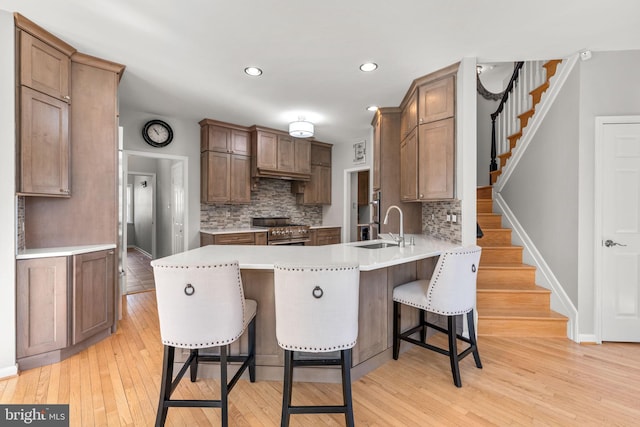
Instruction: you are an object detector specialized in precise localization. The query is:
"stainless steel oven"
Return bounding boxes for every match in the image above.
[252,217,310,245]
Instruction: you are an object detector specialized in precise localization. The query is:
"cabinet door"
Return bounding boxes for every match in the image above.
[229,154,251,203]
[254,232,267,245]
[277,134,295,172]
[294,139,311,174]
[400,90,417,141]
[200,233,215,246]
[317,166,332,205]
[256,131,278,170]
[19,86,70,196]
[418,118,454,200]
[16,257,68,358]
[230,129,250,156]
[20,30,70,101]
[400,128,418,201]
[201,151,230,203]
[418,76,455,124]
[202,124,230,153]
[72,250,115,345]
[311,142,332,167]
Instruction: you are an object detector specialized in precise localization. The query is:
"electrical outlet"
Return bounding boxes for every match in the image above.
[446,211,451,222]
[452,213,457,223]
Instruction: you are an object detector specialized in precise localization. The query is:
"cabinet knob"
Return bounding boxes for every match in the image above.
[419,118,423,123]
[419,194,424,198]
[63,95,71,101]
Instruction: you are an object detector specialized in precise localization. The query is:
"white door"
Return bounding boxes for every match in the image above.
[171,162,185,254]
[600,121,640,342]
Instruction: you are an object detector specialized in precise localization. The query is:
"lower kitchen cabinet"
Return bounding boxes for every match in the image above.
[16,257,68,358]
[200,231,268,246]
[16,248,116,367]
[306,227,341,246]
[72,250,115,345]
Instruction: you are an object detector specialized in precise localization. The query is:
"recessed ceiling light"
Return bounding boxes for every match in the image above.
[366,105,379,112]
[359,62,378,72]
[244,67,263,76]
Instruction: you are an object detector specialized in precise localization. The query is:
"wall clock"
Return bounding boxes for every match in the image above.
[142,119,173,147]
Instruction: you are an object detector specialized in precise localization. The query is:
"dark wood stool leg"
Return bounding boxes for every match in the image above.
[189,349,198,382]
[281,350,294,427]
[341,349,355,427]
[467,310,483,368]
[448,315,462,387]
[419,309,426,343]
[155,345,174,427]
[220,345,229,427]
[248,316,257,382]
[393,301,401,359]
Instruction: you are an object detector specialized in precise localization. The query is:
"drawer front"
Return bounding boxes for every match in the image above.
[214,233,255,245]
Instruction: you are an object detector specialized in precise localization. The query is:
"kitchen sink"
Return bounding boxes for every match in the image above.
[357,242,399,249]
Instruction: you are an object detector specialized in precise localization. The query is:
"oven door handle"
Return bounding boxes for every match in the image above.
[268,239,310,245]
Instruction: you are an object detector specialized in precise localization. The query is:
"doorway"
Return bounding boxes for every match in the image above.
[595,116,640,342]
[343,166,371,243]
[120,150,188,295]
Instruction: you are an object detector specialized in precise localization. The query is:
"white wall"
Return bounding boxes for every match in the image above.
[502,65,580,305]
[577,50,640,336]
[119,111,200,250]
[0,10,17,378]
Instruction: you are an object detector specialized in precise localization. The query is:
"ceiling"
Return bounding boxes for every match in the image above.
[3,0,640,145]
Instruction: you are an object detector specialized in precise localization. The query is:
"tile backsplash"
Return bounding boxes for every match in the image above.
[200,178,322,229]
[421,200,462,244]
[17,196,25,251]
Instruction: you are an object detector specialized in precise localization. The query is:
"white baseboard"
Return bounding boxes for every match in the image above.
[0,363,18,380]
[494,192,579,342]
[578,334,598,344]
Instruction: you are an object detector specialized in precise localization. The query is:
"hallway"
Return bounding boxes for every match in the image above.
[125,248,154,294]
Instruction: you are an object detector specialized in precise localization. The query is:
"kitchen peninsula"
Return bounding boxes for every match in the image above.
[151,235,458,382]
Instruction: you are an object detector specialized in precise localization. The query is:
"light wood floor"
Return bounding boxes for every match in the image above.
[125,248,155,294]
[2,291,640,426]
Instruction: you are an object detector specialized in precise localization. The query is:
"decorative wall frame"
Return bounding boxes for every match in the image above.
[353,141,366,164]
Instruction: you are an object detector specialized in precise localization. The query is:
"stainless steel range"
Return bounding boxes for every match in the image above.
[252,217,310,245]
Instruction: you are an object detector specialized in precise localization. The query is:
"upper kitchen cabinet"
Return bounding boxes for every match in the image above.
[19,86,70,196]
[200,119,250,156]
[399,63,458,201]
[15,14,76,197]
[200,119,251,204]
[371,108,422,234]
[17,17,74,102]
[251,126,311,181]
[418,75,455,124]
[400,90,417,142]
[292,141,332,205]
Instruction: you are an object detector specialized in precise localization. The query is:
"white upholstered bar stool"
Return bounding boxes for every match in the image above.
[274,263,360,427]
[152,261,257,427]
[393,246,482,387]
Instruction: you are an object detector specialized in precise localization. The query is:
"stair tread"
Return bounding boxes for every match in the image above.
[482,245,522,250]
[479,263,535,269]
[479,228,510,232]
[478,309,567,320]
[478,283,549,292]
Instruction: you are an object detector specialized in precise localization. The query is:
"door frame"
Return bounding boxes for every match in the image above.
[170,161,185,255]
[593,115,640,343]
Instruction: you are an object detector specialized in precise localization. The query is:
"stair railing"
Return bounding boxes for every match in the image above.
[489,62,524,184]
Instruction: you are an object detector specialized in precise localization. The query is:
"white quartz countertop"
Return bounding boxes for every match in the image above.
[152,235,458,272]
[17,243,117,260]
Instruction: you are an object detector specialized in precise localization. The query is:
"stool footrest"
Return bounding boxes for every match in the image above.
[162,400,222,408]
[289,405,348,414]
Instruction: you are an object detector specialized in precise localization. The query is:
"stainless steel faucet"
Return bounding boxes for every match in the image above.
[383,205,404,247]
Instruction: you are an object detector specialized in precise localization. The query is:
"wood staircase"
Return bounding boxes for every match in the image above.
[476,186,568,337]
[490,59,562,184]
